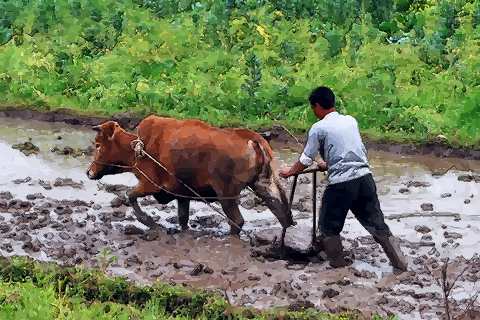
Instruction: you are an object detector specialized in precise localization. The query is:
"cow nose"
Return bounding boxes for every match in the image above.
[87,169,94,179]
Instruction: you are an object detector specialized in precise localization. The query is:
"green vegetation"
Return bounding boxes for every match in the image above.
[0,257,390,320]
[0,0,479,147]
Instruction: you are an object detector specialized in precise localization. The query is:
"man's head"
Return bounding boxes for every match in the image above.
[309,86,336,119]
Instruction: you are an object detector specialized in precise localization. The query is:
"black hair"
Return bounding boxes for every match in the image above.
[308,86,335,109]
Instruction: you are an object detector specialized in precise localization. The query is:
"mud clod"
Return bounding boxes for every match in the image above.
[53,178,84,189]
[248,275,261,281]
[457,174,480,183]
[166,216,177,224]
[51,145,94,157]
[12,141,39,156]
[22,238,41,252]
[54,206,73,215]
[322,288,340,299]
[13,177,32,184]
[190,263,204,276]
[420,203,433,211]
[44,232,54,240]
[288,300,315,312]
[38,180,52,190]
[353,269,377,279]
[0,243,13,253]
[421,234,433,241]
[191,215,223,229]
[8,199,32,212]
[415,225,432,234]
[203,266,214,274]
[405,181,431,188]
[0,192,13,200]
[124,255,142,267]
[0,224,11,233]
[59,232,71,240]
[26,193,45,200]
[441,193,452,198]
[444,231,462,239]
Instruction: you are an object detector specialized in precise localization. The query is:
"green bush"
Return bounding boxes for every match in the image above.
[0,0,479,148]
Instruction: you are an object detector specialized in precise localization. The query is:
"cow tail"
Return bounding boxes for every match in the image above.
[250,138,290,213]
[250,138,274,179]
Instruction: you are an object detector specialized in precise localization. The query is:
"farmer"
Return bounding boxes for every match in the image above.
[279,86,408,272]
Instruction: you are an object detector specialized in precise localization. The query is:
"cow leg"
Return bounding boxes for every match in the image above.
[219,200,245,236]
[127,188,159,229]
[153,191,175,205]
[177,199,190,230]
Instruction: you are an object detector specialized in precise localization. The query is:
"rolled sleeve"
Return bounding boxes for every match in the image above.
[299,152,314,166]
[300,127,321,167]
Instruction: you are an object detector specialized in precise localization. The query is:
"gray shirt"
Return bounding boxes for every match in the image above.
[300,112,371,185]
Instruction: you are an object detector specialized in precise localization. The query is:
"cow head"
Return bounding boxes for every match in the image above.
[86,121,132,180]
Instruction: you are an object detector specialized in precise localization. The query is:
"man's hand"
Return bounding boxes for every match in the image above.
[317,160,328,172]
[279,161,307,179]
[279,167,292,178]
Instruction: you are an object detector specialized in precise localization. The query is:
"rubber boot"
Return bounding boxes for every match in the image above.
[373,235,408,272]
[322,236,352,268]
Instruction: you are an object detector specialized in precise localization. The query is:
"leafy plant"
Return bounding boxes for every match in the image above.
[96,248,118,272]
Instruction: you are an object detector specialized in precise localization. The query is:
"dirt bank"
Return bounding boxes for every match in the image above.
[1,106,479,160]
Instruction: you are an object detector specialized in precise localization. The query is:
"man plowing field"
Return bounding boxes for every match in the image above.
[280,86,408,272]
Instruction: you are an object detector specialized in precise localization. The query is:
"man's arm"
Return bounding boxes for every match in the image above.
[279,160,307,178]
[279,126,326,178]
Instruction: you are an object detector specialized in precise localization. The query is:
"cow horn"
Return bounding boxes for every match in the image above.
[92,125,102,132]
[109,125,121,141]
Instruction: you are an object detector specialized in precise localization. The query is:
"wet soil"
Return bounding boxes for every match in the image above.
[1,116,479,319]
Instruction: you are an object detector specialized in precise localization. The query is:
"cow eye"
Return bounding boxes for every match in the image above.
[95,143,101,149]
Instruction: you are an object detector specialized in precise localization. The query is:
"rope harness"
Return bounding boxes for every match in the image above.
[91,137,257,244]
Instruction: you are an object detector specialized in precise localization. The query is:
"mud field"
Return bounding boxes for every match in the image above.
[1,116,479,319]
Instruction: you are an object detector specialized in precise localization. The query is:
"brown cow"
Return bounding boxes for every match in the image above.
[86,115,295,235]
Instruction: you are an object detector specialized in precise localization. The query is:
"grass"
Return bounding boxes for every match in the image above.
[0,257,394,320]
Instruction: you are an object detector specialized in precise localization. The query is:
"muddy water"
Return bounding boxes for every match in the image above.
[1,117,479,319]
